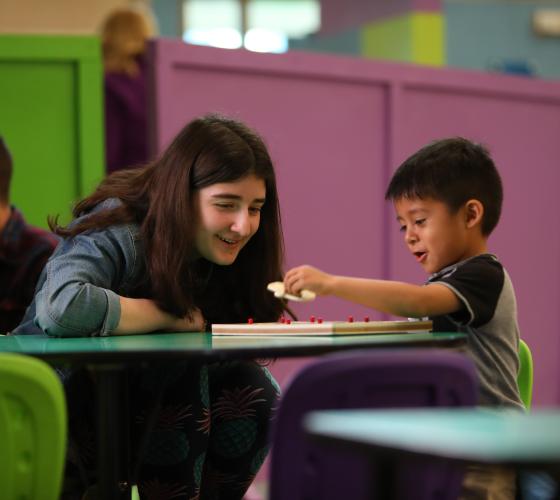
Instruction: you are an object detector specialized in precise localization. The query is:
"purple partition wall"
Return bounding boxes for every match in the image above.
[150,40,388,324]
[150,39,560,407]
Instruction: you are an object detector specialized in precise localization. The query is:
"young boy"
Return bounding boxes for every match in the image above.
[284,137,522,498]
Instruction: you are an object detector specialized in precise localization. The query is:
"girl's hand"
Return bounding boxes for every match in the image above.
[115,297,206,335]
[169,307,206,332]
[284,265,335,297]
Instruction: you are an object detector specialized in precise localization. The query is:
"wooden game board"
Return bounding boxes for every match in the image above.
[211,319,433,336]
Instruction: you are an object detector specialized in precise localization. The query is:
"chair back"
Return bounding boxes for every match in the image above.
[0,353,67,500]
[269,349,478,500]
[518,339,534,409]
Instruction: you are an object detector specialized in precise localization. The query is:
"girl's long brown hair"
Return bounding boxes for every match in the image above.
[50,115,286,323]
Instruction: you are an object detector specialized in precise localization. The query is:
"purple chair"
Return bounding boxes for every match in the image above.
[268,349,478,500]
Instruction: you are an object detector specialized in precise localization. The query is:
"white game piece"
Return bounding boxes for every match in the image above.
[267,281,316,302]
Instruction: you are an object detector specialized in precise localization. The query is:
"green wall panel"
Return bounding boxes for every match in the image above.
[361,12,445,66]
[0,35,104,229]
[411,13,445,66]
[362,15,412,63]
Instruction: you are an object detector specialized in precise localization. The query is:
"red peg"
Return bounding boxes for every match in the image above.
[364,316,370,322]
[310,316,316,323]
[280,316,285,323]
[248,318,254,324]
[347,315,354,323]
[317,318,323,324]
[286,319,292,324]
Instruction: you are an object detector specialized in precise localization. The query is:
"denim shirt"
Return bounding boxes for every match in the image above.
[12,199,145,337]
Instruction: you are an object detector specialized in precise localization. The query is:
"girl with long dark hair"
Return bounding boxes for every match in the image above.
[14,114,286,499]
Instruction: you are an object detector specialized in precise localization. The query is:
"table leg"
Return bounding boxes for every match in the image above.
[370,456,396,499]
[93,365,130,500]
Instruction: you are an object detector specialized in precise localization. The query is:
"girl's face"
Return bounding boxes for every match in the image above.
[193,174,266,265]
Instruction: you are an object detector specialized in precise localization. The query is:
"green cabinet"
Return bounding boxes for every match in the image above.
[0,35,104,228]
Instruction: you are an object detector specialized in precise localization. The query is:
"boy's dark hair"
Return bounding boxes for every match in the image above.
[0,137,13,203]
[385,137,503,236]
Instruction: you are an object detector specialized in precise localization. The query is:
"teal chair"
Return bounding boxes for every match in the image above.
[518,339,534,409]
[0,353,67,500]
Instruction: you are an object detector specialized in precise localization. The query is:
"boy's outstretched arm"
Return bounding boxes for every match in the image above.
[284,265,461,319]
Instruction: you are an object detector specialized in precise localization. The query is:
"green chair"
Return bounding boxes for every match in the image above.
[518,339,534,409]
[0,353,67,500]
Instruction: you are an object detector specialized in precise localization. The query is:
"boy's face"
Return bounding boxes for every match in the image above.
[394,196,476,274]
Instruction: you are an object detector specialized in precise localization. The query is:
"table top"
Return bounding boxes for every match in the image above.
[305,408,560,468]
[0,331,465,364]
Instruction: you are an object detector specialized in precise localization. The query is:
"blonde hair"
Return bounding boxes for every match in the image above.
[101,7,155,77]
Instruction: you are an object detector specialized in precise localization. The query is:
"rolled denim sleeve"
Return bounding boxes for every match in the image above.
[34,224,137,337]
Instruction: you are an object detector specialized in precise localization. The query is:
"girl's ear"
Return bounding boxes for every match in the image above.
[465,199,484,229]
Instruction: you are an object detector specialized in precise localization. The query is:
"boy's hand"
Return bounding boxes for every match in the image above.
[284,265,334,297]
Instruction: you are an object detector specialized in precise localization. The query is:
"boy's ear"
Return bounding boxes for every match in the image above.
[464,199,484,229]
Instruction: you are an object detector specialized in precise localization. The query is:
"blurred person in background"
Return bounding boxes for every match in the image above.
[101,6,156,174]
[0,137,58,332]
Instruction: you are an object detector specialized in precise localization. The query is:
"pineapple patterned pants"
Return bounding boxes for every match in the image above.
[62,360,280,500]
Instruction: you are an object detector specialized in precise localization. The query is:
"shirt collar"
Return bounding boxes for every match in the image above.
[427,253,496,282]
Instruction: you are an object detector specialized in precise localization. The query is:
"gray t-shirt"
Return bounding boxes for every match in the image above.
[427,254,524,409]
